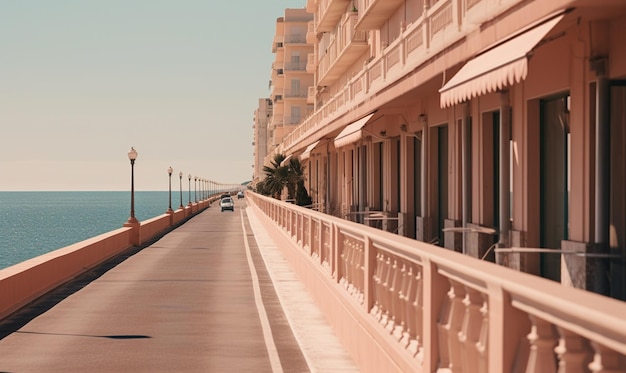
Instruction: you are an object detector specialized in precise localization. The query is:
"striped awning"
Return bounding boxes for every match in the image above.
[300,140,320,161]
[439,12,565,108]
[279,154,292,167]
[333,113,375,148]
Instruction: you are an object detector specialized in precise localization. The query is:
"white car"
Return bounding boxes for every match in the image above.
[220,197,234,212]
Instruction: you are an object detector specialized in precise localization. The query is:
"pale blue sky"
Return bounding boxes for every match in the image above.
[0,0,304,191]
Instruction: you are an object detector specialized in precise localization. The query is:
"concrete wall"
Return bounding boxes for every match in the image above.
[0,201,210,321]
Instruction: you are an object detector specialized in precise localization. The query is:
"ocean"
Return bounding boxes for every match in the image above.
[0,191,186,269]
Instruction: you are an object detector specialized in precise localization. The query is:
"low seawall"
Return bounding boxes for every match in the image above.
[0,200,210,321]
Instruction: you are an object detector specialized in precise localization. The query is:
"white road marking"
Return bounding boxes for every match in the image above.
[240,209,284,373]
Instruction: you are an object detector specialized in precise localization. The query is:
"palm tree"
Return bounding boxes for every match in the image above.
[261,153,290,199]
[260,153,312,206]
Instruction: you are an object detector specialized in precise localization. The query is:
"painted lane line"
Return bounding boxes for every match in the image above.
[240,209,284,373]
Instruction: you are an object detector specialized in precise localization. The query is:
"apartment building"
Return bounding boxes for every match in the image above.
[267,8,315,160]
[257,0,626,300]
[252,98,272,184]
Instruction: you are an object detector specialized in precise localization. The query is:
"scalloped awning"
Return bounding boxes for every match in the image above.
[334,113,375,148]
[300,140,320,161]
[439,12,565,108]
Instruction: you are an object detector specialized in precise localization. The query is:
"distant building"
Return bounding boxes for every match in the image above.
[252,98,271,184]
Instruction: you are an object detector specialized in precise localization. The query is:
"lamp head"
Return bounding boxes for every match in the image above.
[127,147,138,161]
[167,166,173,175]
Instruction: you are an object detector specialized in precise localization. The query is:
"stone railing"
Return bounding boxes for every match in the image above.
[247,191,626,373]
[0,199,211,321]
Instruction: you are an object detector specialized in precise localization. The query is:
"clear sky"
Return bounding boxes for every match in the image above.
[0,0,305,191]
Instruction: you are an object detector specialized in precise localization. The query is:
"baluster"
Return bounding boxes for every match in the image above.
[476,294,489,373]
[396,263,410,345]
[458,287,485,373]
[346,238,356,293]
[370,251,385,319]
[438,279,466,372]
[385,259,401,337]
[354,240,364,302]
[339,236,351,288]
[588,342,626,373]
[410,268,424,360]
[380,255,393,327]
[554,327,593,373]
[525,315,558,373]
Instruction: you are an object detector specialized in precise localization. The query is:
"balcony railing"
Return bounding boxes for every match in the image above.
[306,53,317,73]
[355,0,405,30]
[284,61,308,71]
[280,0,471,153]
[284,34,307,44]
[316,0,351,32]
[248,192,626,373]
[284,89,309,98]
[318,12,368,86]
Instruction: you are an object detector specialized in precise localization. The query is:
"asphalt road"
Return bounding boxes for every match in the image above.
[0,201,311,372]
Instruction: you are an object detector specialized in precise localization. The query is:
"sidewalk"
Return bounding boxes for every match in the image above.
[0,201,358,372]
[245,204,360,373]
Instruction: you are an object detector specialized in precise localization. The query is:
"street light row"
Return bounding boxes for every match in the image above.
[126,147,241,224]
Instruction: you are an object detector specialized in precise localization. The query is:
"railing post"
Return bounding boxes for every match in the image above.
[363,236,375,313]
[422,258,448,370]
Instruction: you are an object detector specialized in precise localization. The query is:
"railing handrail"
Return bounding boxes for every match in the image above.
[248,191,626,372]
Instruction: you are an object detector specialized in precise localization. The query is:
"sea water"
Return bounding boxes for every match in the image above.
[0,191,184,269]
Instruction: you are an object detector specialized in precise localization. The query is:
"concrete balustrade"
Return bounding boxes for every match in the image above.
[0,201,211,322]
[248,192,626,373]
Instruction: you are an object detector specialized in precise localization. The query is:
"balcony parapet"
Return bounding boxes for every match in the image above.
[355,0,404,30]
[306,53,317,73]
[281,0,476,153]
[248,192,626,373]
[284,61,308,71]
[316,0,351,32]
[318,12,368,86]
[307,86,316,104]
[284,89,309,98]
[284,34,308,44]
[306,21,317,44]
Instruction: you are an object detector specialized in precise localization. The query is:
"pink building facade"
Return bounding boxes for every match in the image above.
[257,0,626,300]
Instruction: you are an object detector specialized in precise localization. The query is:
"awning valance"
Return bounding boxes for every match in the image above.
[333,113,375,148]
[439,12,565,108]
[300,140,320,161]
[280,154,292,167]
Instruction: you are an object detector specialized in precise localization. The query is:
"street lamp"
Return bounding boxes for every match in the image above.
[127,147,138,224]
[167,166,173,213]
[179,171,183,209]
[188,174,192,206]
[194,176,198,203]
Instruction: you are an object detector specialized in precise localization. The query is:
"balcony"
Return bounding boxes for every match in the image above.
[355,0,404,30]
[307,86,316,104]
[284,88,309,99]
[284,61,307,72]
[279,0,466,154]
[316,0,351,32]
[306,0,317,13]
[318,12,368,86]
[306,53,317,73]
[306,21,317,44]
[284,33,307,45]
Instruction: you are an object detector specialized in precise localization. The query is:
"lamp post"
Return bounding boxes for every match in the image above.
[167,166,173,213]
[188,174,192,206]
[194,176,198,203]
[126,147,138,224]
[179,171,183,209]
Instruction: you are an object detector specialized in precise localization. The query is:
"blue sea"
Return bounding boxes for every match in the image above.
[0,191,184,269]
